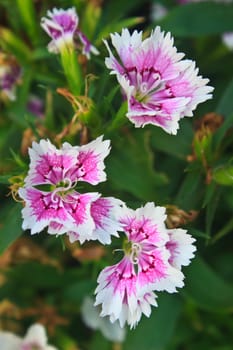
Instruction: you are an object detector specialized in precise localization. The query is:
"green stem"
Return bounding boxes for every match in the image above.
[212,216,233,243]
[60,46,82,96]
[106,101,128,133]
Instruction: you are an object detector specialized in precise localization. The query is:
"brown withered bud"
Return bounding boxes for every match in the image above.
[20,125,52,156]
[165,205,199,229]
[194,112,224,133]
[187,112,224,164]
[0,300,21,332]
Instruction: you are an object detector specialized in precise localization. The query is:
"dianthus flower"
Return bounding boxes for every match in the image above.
[104,27,213,134]
[0,323,57,350]
[19,136,122,244]
[41,7,99,58]
[95,203,196,328]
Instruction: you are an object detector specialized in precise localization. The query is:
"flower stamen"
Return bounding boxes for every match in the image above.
[51,178,76,203]
[129,242,142,265]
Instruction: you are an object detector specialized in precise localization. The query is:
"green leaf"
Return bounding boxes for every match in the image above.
[158,3,233,37]
[212,216,233,243]
[213,164,233,186]
[175,170,204,210]
[16,0,40,46]
[0,202,22,253]
[184,257,233,312]
[124,294,182,350]
[0,175,12,184]
[97,0,143,25]
[89,332,111,350]
[107,101,128,132]
[107,131,168,201]
[212,114,233,151]
[216,77,233,117]
[96,17,144,44]
[150,119,193,160]
[63,280,96,303]
[204,183,221,237]
[0,27,31,63]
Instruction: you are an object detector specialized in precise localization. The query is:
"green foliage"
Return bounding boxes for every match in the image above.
[158,2,233,37]
[184,257,233,312]
[0,202,22,253]
[0,0,233,348]
[124,294,182,350]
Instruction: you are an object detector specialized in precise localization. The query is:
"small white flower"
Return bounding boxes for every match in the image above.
[81,297,126,342]
[0,324,57,350]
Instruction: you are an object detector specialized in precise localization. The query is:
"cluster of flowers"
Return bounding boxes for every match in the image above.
[19,136,196,328]
[17,6,214,329]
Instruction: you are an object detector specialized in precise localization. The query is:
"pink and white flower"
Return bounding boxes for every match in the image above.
[41,7,99,58]
[67,197,123,244]
[104,27,213,134]
[95,203,196,328]
[19,136,122,244]
[166,228,196,270]
[77,30,100,59]
[0,323,57,350]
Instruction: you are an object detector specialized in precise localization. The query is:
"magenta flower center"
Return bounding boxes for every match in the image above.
[125,67,165,102]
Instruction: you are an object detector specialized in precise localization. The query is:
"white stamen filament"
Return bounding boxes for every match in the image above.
[130,242,142,265]
[137,72,162,101]
[51,178,77,203]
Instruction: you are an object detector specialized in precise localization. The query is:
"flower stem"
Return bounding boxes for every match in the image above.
[60,46,82,96]
[211,216,233,243]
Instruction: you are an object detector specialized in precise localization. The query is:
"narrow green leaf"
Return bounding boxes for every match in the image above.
[107,131,168,201]
[213,164,233,186]
[212,114,233,151]
[150,119,193,160]
[96,17,144,44]
[0,175,12,184]
[216,78,233,116]
[205,184,221,237]
[106,101,128,132]
[0,202,22,253]
[97,0,143,25]
[0,27,30,63]
[16,0,39,46]
[159,3,233,37]
[124,294,182,350]
[212,216,233,243]
[63,280,96,303]
[184,257,233,312]
[175,170,203,210]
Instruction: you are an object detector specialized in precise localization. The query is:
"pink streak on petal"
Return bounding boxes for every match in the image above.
[64,192,94,225]
[31,153,76,185]
[26,188,69,222]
